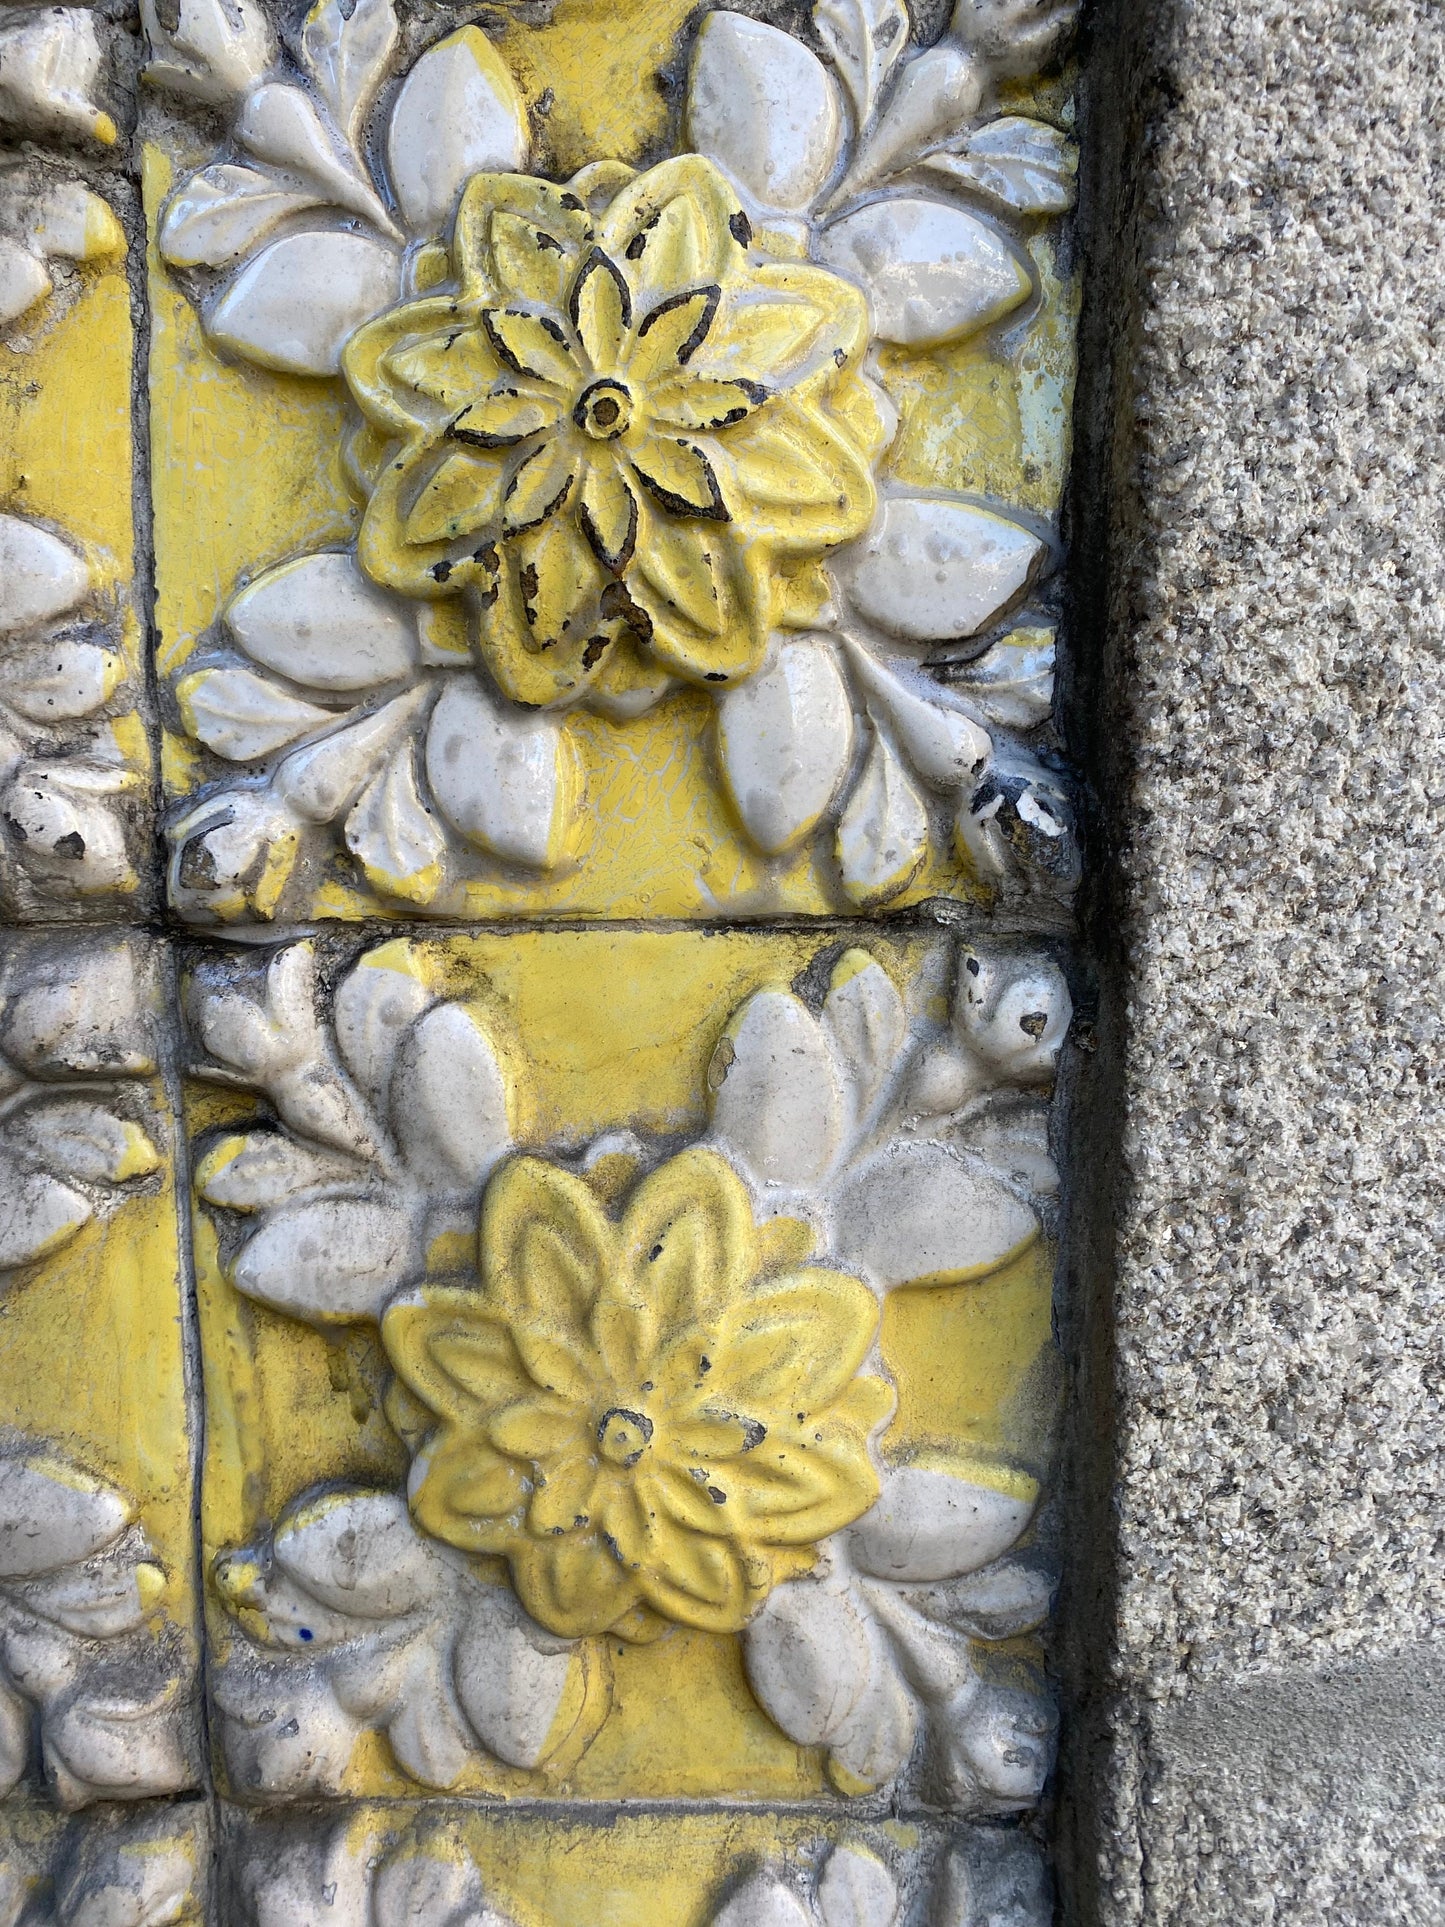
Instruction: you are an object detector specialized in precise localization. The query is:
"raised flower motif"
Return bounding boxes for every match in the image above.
[382,1146,892,1638]
[344,156,884,713]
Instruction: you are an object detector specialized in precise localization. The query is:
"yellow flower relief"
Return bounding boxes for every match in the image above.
[343,155,885,713]
[382,1148,893,1639]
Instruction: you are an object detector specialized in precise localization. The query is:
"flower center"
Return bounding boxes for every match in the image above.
[575,378,633,442]
[597,1406,653,1469]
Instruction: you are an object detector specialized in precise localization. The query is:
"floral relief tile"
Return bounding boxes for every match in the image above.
[144,0,1080,927]
[182,927,1069,1810]
[0,933,202,1814]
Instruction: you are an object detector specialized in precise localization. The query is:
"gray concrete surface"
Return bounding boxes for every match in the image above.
[1061,0,1445,1919]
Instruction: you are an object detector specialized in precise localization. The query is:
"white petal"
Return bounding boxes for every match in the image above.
[0,765,134,895]
[160,164,323,270]
[0,640,119,721]
[686,12,841,215]
[178,666,333,760]
[0,1457,131,1578]
[817,1846,899,1927]
[0,9,113,145]
[140,0,275,107]
[0,237,51,326]
[950,625,1055,729]
[26,181,125,262]
[743,1577,871,1745]
[197,1130,353,1211]
[273,1489,442,1617]
[843,639,991,789]
[824,1653,917,1790]
[332,947,431,1108]
[301,0,398,143]
[374,1847,489,1925]
[0,1157,90,1269]
[389,1001,511,1191]
[817,196,1030,346]
[956,951,1071,1083]
[227,551,417,692]
[832,1139,1038,1290]
[14,1099,159,1183]
[387,27,526,237]
[709,988,841,1188]
[850,1467,1035,1582]
[0,941,152,1076]
[838,496,1046,643]
[835,728,929,907]
[231,1196,413,1323]
[275,684,431,822]
[822,950,908,1122]
[207,231,401,376]
[424,677,574,871]
[236,83,395,233]
[713,1873,813,1927]
[453,1586,577,1770]
[717,637,853,856]
[0,515,89,634]
[345,741,446,901]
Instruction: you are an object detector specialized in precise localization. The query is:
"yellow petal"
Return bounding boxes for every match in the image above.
[712,1267,880,1412]
[564,159,638,217]
[455,174,595,296]
[485,308,580,387]
[628,288,719,385]
[721,1421,882,1547]
[387,326,506,411]
[577,460,639,574]
[569,246,633,371]
[648,374,769,433]
[502,438,577,535]
[480,554,615,707]
[619,1145,758,1330]
[451,386,562,448]
[409,1427,528,1555]
[590,1282,656,1394]
[380,1292,530,1423]
[598,155,749,304]
[666,1412,765,1469]
[510,1323,595,1404]
[344,294,472,433]
[634,1524,758,1633]
[403,445,509,545]
[629,519,769,683]
[359,455,503,599]
[631,435,728,522]
[701,263,869,386]
[717,394,878,552]
[489,1397,588,1463]
[649,1462,732,1536]
[528,1456,599,1535]
[489,209,574,310]
[481,1156,615,1326]
[510,1535,639,1639]
[510,511,606,649]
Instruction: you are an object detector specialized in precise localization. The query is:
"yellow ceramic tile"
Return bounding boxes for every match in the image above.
[184,927,1066,1808]
[0,933,200,1811]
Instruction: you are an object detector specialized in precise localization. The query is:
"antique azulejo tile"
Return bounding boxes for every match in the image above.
[146,0,1079,925]
[183,929,1067,1807]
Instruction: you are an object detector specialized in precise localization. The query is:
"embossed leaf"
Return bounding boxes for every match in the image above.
[0,639,121,722]
[0,237,50,326]
[345,740,446,905]
[918,1554,1054,1640]
[923,115,1077,214]
[140,0,275,106]
[14,1100,159,1185]
[160,164,323,269]
[0,1157,90,1268]
[839,496,1047,643]
[951,0,1081,79]
[713,1873,813,1927]
[272,1491,444,1619]
[226,552,417,692]
[687,13,842,216]
[817,198,1030,347]
[424,678,576,871]
[231,1195,413,1323]
[43,1680,192,1807]
[822,950,908,1121]
[0,9,113,146]
[333,948,431,1109]
[709,988,842,1188]
[390,1001,512,1193]
[824,1645,918,1789]
[965,1100,1058,1195]
[372,1849,494,1927]
[843,641,991,791]
[0,1457,131,1578]
[196,1131,354,1211]
[274,686,431,824]
[387,27,527,237]
[0,515,89,635]
[956,951,1071,1083]
[815,0,910,129]
[717,638,853,856]
[178,667,334,761]
[1,941,152,1076]
[0,762,134,898]
[743,1576,873,1745]
[932,1676,1055,1807]
[17,1548,151,1638]
[301,0,397,143]
[839,41,982,195]
[24,181,125,264]
[817,1846,900,1927]
[453,1589,576,1770]
[832,1140,1037,1290]
[207,231,401,377]
[850,1468,1034,1582]
[236,83,395,233]
[948,626,1055,729]
[835,728,929,907]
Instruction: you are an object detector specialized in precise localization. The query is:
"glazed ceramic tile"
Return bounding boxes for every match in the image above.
[0,1801,209,1925]
[220,1803,1048,1926]
[143,0,1081,926]
[182,928,1066,1809]
[0,933,202,1812]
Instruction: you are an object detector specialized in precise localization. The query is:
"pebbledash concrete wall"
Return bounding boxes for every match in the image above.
[1061,0,1445,1921]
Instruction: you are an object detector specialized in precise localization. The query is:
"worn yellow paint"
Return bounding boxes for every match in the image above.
[192,931,1056,1801]
[0,1093,196,1646]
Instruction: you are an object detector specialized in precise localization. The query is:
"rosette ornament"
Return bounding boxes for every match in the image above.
[344,157,885,713]
[383,1147,893,1638]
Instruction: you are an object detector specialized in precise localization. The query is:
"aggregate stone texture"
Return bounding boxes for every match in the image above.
[1071,0,1445,1919]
